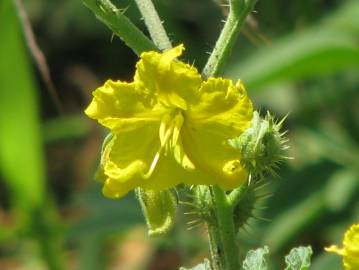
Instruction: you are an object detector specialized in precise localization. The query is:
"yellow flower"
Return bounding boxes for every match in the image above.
[85,44,253,198]
[325,223,359,270]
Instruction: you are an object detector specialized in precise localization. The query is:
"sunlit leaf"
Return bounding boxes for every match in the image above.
[242,246,269,270]
[284,246,312,270]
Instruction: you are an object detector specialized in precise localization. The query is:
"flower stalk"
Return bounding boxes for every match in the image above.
[134,0,172,50]
[210,186,240,270]
[202,0,258,78]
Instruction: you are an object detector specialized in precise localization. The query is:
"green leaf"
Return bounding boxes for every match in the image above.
[83,0,157,55]
[242,246,269,270]
[0,0,45,212]
[180,258,212,270]
[284,246,313,270]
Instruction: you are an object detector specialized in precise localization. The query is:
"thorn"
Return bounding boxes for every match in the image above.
[253,215,271,222]
[184,211,198,215]
[187,219,201,225]
[254,182,270,191]
[179,201,196,207]
[110,33,115,43]
[256,193,273,200]
[187,223,202,230]
[277,113,289,127]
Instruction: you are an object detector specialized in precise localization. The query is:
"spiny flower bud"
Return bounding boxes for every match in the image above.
[228,111,289,176]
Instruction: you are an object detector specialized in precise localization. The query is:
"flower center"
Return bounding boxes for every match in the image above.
[144,109,185,179]
[159,109,184,155]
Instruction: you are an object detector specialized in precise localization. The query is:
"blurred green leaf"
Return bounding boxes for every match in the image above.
[226,1,359,90]
[43,115,92,143]
[66,185,143,241]
[0,0,45,213]
[263,193,325,253]
[284,246,312,270]
[242,246,269,270]
[311,252,342,270]
[324,169,359,212]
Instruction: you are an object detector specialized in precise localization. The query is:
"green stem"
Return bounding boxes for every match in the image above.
[38,234,65,270]
[83,0,158,55]
[210,186,239,270]
[32,206,65,270]
[207,217,224,270]
[202,0,258,78]
[228,184,247,206]
[134,0,172,51]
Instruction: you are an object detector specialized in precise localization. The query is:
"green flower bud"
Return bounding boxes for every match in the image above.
[228,111,289,176]
[136,188,177,237]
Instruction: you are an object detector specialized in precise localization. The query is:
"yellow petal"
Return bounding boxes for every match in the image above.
[100,124,159,198]
[343,223,359,270]
[85,80,162,132]
[326,223,359,270]
[182,77,253,189]
[134,44,202,110]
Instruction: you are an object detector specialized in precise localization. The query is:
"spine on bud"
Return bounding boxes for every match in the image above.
[228,111,289,177]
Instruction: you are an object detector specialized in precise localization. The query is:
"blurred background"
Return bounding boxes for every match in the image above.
[0,0,358,269]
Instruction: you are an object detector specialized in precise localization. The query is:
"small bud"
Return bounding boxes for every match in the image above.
[228,111,289,176]
[136,188,177,237]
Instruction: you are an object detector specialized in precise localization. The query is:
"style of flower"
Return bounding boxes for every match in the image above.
[325,223,359,270]
[85,44,253,198]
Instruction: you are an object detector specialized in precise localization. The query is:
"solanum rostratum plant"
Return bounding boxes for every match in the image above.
[83,0,356,269]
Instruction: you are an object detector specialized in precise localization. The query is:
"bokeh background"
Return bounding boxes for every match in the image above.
[1,0,358,269]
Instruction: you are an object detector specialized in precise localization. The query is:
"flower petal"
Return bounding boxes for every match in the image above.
[100,124,210,198]
[100,124,159,198]
[182,78,253,189]
[134,44,202,110]
[85,80,162,132]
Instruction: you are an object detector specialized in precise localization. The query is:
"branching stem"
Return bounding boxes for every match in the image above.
[83,0,158,55]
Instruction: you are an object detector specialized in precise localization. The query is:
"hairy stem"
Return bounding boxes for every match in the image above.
[202,0,258,78]
[83,0,157,55]
[210,185,239,270]
[207,220,224,270]
[134,0,172,51]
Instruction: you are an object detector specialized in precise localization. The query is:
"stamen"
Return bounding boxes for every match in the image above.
[159,114,171,146]
[144,127,172,179]
[171,113,184,148]
[144,152,160,179]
